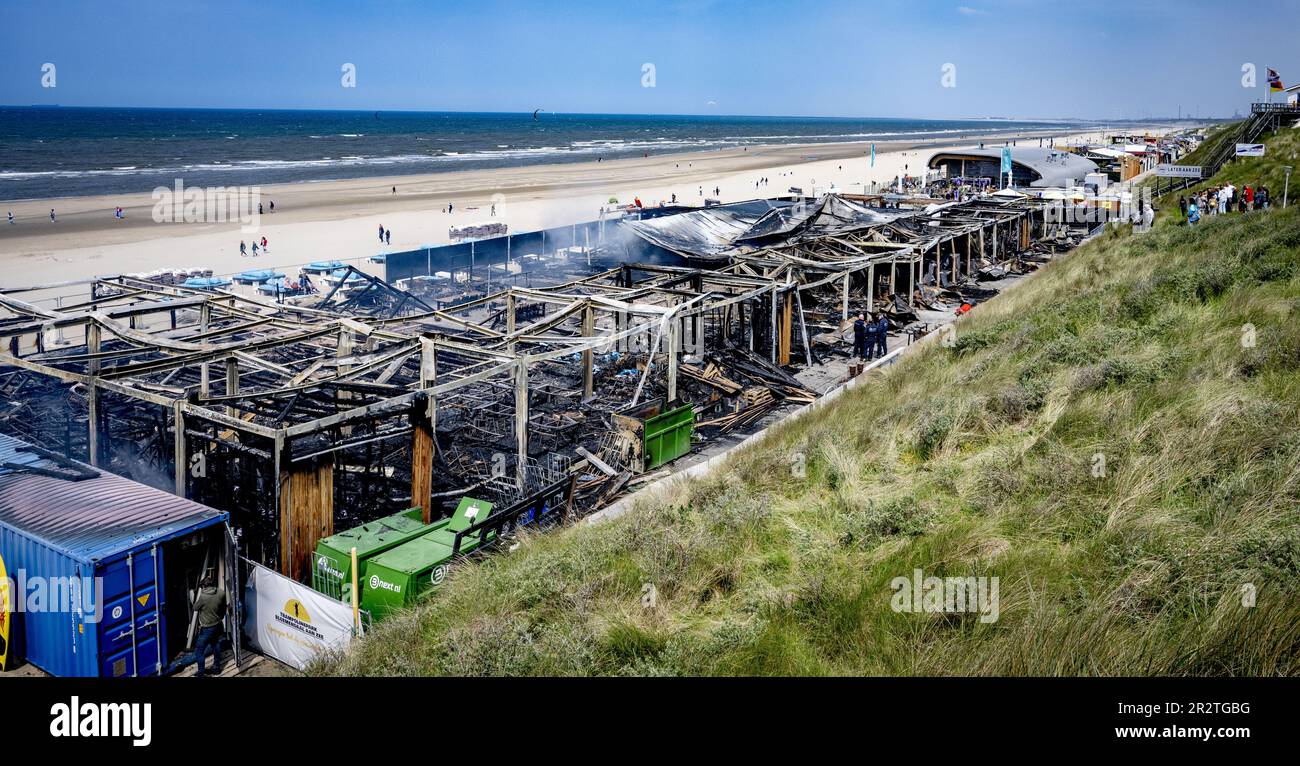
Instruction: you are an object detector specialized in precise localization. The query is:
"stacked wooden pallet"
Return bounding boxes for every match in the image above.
[680,362,744,396]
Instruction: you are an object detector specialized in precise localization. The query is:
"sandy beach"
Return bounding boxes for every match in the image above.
[0,126,1130,305]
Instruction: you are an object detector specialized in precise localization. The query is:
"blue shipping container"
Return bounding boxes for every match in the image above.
[0,433,229,677]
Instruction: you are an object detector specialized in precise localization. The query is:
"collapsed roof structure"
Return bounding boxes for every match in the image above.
[0,193,1068,582]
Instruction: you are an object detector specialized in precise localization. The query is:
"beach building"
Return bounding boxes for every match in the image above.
[926,147,1099,189]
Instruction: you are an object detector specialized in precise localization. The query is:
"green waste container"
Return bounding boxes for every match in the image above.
[312,507,429,599]
[612,397,695,472]
[643,402,695,469]
[361,497,494,619]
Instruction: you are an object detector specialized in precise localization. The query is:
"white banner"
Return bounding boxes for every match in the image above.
[1235,143,1266,157]
[243,563,357,671]
[1155,164,1202,178]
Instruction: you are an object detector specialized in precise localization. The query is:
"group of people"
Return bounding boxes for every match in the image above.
[238,236,270,257]
[852,312,890,361]
[378,224,392,244]
[1180,181,1272,225]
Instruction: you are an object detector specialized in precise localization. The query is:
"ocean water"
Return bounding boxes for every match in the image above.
[0,107,1091,201]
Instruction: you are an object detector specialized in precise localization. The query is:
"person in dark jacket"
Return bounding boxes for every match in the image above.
[192,574,227,677]
[852,313,867,360]
[875,314,889,359]
[863,313,878,360]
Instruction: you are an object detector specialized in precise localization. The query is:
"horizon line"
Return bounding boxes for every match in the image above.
[0,104,1220,123]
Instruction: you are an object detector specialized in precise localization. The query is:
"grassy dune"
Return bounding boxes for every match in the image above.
[320,133,1300,677]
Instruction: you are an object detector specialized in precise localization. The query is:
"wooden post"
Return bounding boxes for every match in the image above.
[867,262,875,313]
[965,232,972,279]
[581,303,594,400]
[86,323,101,467]
[841,272,850,321]
[951,236,959,284]
[506,292,517,352]
[413,339,437,522]
[411,402,435,524]
[173,401,186,497]
[746,300,754,352]
[272,432,284,574]
[889,256,897,296]
[906,255,914,307]
[279,454,334,581]
[199,303,211,397]
[515,358,528,490]
[667,312,680,402]
[419,336,438,437]
[778,288,793,366]
[794,289,816,367]
[769,288,778,364]
[224,357,239,418]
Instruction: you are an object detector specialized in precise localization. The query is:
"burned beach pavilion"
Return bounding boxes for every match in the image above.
[0,192,1065,582]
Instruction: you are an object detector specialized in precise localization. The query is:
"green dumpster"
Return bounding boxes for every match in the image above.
[311,507,429,599]
[612,397,695,472]
[643,402,695,469]
[361,497,494,619]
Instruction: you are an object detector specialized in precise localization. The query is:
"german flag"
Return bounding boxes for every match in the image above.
[1267,68,1284,92]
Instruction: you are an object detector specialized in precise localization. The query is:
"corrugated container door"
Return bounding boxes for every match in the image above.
[96,546,165,677]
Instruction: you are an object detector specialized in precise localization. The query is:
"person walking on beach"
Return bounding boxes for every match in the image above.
[192,574,227,677]
[251,241,259,256]
[852,313,867,360]
[258,202,263,215]
[50,208,56,222]
[875,314,889,359]
[261,236,268,252]
[378,224,385,243]
[385,228,391,245]
[240,240,247,257]
[6,212,12,225]
[392,186,396,195]
[269,200,275,213]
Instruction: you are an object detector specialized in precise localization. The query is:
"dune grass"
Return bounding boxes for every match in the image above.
[318,134,1300,677]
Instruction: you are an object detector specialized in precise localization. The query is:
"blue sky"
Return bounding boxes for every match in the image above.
[0,0,1295,119]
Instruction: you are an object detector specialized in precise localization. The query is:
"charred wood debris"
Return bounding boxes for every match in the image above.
[0,193,1075,576]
